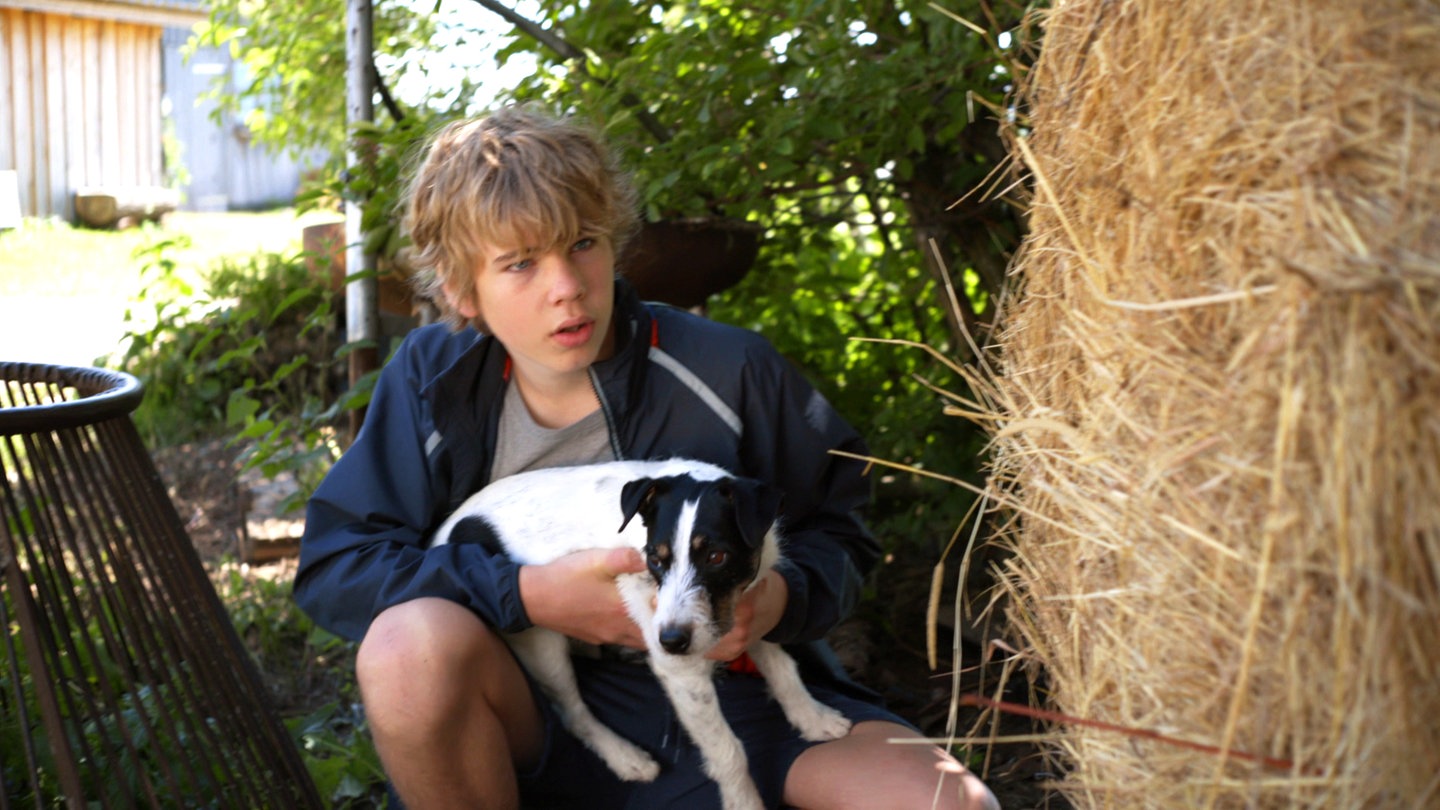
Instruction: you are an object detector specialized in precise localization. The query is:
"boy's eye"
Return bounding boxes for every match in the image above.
[571,237,596,253]
[506,257,534,272]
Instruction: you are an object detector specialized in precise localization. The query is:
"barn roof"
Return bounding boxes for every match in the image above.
[0,0,207,29]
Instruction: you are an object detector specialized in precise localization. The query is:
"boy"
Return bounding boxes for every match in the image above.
[294,105,998,810]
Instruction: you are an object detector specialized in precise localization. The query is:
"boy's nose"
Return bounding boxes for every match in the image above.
[544,254,586,303]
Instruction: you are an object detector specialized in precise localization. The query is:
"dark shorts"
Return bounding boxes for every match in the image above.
[514,655,912,810]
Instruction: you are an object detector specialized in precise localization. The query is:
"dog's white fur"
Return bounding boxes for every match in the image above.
[430,459,852,810]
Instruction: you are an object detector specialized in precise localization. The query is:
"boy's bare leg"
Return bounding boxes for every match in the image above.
[357,598,544,810]
[784,721,1000,810]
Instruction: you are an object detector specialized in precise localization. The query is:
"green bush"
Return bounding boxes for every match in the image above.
[114,238,327,441]
[111,237,373,512]
[708,214,989,558]
[104,236,387,803]
[214,565,386,807]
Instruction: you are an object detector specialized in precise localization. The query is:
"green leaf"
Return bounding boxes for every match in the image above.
[226,390,262,427]
[271,288,315,321]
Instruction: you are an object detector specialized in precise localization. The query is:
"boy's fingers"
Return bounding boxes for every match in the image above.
[600,546,646,575]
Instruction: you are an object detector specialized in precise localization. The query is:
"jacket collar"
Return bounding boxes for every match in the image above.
[594,277,654,439]
[426,278,654,491]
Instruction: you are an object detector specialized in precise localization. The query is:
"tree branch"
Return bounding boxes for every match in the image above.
[370,61,406,122]
[470,0,584,61]
[467,0,673,144]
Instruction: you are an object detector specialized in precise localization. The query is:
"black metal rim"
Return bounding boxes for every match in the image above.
[0,363,144,433]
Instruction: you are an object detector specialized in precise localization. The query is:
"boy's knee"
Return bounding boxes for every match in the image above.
[357,599,541,805]
[789,721,998,810]
[357,598,509,724]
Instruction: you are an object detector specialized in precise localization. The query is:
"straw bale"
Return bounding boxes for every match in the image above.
[972,0,1440,806]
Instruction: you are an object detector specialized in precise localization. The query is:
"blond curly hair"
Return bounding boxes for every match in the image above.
[404,105,640,329]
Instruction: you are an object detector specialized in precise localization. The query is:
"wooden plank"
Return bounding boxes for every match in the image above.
[116,21,135,186]
[62,12,84,209]
[132,26,148,184]
[126,22,151,188]
[140,26,161,186]
[27,11,46,216]
[98,18,118,186]
[127,22,152,187]
[0,170,20,228]
[13,9,33,215]
[44,13,67,220]
[81,16,100,187]
[0,9,15,177]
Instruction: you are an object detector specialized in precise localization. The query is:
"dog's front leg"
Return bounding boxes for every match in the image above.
[508,628,661,782]
[619,574,763,809]
[648,655,764,810]
[746,642,852,741]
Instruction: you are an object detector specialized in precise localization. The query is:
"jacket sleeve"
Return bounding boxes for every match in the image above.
[737,343,881,645]
[292,337,531,642]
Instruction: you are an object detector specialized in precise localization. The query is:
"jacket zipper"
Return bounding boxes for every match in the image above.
[589,366,624,461]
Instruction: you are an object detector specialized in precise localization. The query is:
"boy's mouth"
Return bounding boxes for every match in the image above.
[553,318,596,347]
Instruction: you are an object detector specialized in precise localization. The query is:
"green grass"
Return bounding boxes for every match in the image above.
[0,209,344,300]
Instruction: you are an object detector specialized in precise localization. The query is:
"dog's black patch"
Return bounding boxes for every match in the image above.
[687,485,767,623]
[645,541,674,584]
[623,474,784,646]
[629,476,778,624]
[447,516,506,557]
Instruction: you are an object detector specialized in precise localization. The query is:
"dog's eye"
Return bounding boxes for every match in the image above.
[705,549,729,567]
[647,553,664,570]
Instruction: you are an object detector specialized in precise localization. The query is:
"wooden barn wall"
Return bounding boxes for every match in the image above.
[0,7,162,220]
[163,28,322,212]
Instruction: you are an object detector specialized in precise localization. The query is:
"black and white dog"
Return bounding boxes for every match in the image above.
[430,458,852,810]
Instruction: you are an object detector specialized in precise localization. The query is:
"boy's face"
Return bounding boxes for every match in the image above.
[452,234,618,384]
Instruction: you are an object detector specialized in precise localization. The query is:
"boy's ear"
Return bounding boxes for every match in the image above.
[442,278,479,320]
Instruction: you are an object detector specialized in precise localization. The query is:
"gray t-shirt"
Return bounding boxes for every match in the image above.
[488,382,625,660]
[489,381,615,482]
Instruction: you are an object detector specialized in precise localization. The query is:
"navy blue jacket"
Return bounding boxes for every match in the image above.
[294,281,881,682]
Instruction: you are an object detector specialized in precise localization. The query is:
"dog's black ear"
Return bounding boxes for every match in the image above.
[619,478,660,533]
[722,478,783,549]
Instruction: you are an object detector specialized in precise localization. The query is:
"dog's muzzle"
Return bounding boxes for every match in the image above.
[659,625,692,655]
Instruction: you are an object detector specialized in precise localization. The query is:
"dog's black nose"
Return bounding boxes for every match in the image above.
[659,626,692,654]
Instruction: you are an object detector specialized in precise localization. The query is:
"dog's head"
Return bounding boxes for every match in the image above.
[619,473,782,656]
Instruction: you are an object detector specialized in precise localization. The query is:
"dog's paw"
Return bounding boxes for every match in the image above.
[791,702,853,742]
[601,743,662,783]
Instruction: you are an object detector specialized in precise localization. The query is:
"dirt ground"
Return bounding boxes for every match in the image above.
[153,439,1070,809]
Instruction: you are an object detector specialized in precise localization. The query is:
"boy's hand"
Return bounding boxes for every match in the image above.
[705,569,788,662]
[518,548,648,649]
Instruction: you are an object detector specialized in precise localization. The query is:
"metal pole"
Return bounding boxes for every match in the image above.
[345,0,380,435]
